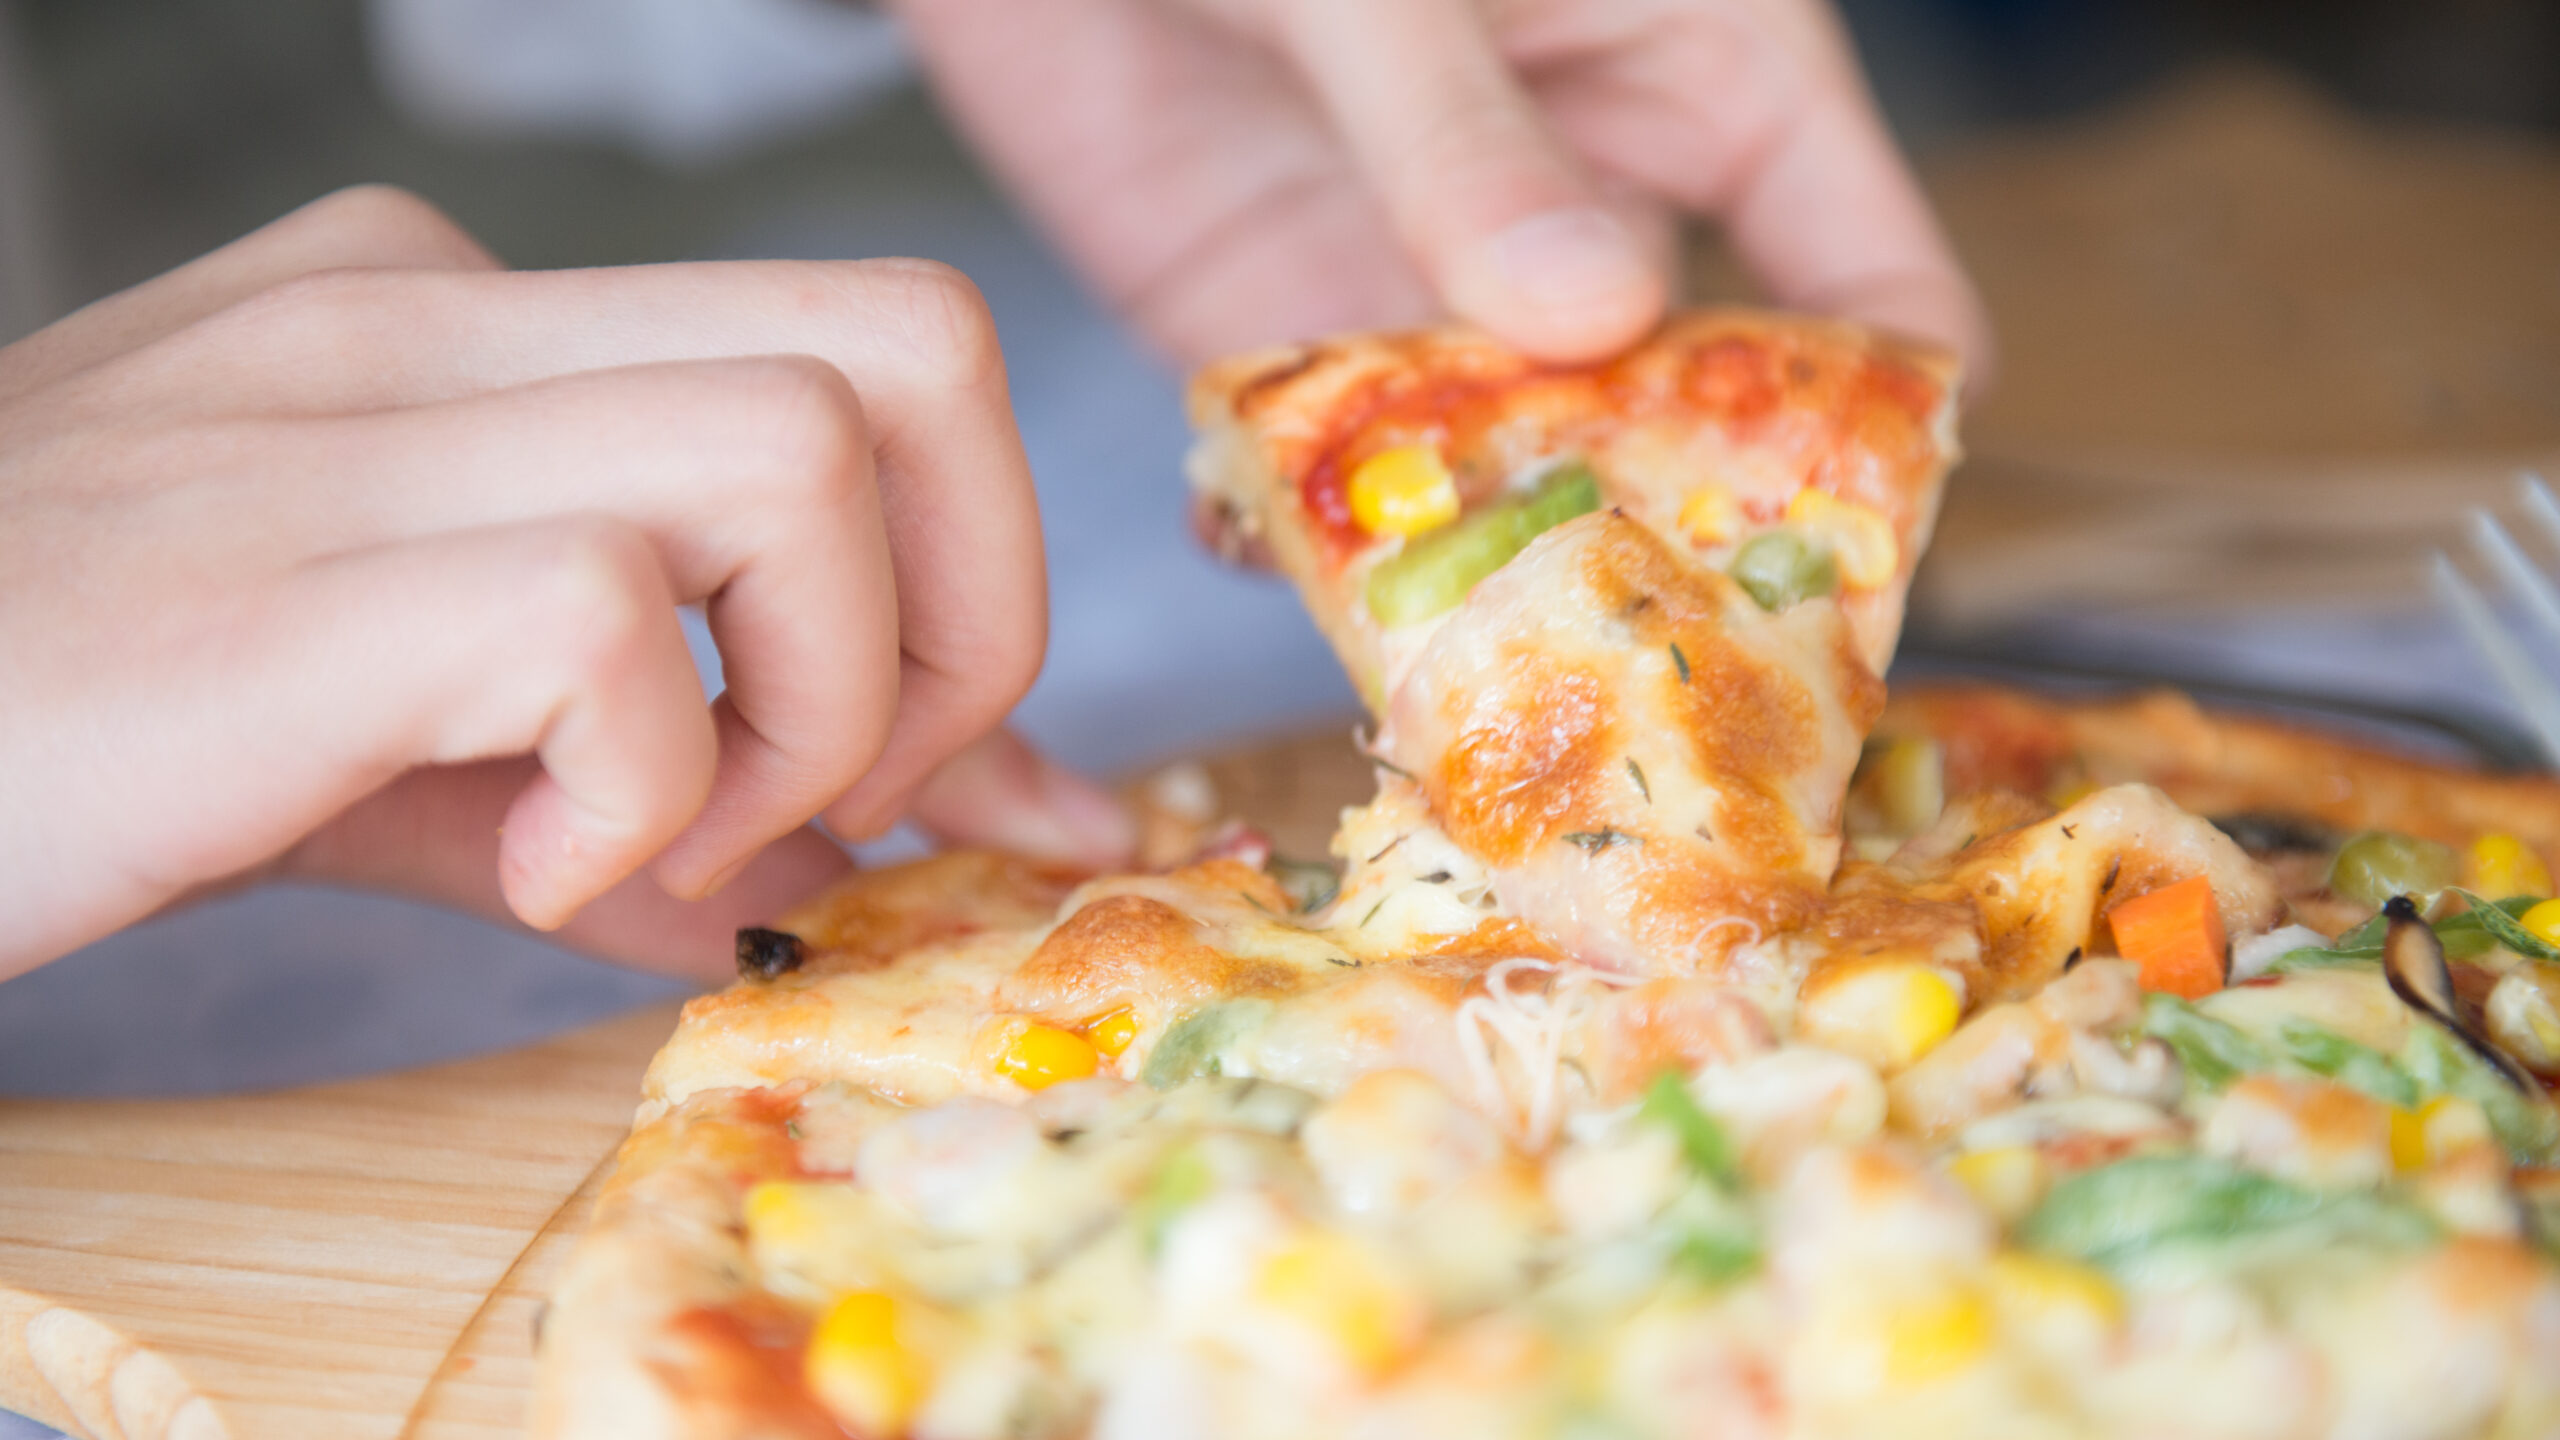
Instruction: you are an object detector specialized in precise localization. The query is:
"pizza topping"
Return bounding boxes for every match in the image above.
[2106,875,2230,1001]
[804,1290,939,1436]
[2463,832,2553,899]
[1346,443,1462,539]
[1783,489,1898,589]
[2332,831,2460,910]
[1794,962,1964,1072]
[1676,484,1742,545]
[736,926,808,981]
[2483,967,2560,1078]
[993,1021,1102,1091]
[2383,898,2539,1094]
[1360,464,1600,627]
[1726,528,1838,612]
[1085,1005,1140,1058]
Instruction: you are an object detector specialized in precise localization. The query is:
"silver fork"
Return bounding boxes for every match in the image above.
[2434,472,2560,769]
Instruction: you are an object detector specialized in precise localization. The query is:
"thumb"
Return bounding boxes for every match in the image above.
[906,727,1138,870]
[1271,0,1666,359]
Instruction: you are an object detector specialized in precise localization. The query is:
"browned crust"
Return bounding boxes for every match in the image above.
[1884,684,2560,856]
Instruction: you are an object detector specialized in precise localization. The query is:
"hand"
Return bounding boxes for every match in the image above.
[898,0,1989,375]
[0,186,1133,983]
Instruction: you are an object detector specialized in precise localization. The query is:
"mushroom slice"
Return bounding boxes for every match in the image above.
[2381,896,2537,1091]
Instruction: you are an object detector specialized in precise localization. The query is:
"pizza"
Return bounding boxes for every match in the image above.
[532,311,2560,1440]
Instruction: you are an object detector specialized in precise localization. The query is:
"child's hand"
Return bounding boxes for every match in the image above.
[0,186,1130,981]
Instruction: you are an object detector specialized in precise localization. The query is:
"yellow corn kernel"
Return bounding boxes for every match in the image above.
[805,1291,933,1436]
[1254,1231,1422,1378]
[2465,833,2552,901]
[1348,445,1461,539]
[1086,1005,1139,1058]
[1881,1287,1993,1386]
[996,1022,1100,1091]
[1678,485,1742,545]
[2388,1107,2430,1172]
[1785,489,1898,588]
[2420,1094,2496,1159]
[2522,898,2560,949]
[1948,1146,2047,1224]
[1798,963,1963,1072]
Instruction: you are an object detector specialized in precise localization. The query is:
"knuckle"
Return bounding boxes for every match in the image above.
[863,258,1004,393]
[522,519,668,673]
[292,184,496,271]
[726,355,871,509]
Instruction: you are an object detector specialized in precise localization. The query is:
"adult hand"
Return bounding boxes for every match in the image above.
[898,0,1989,376]
[0,186,1132,983]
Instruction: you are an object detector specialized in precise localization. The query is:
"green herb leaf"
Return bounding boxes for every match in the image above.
[1265,856,1342,914]
[2440,890,2560,962]
[2019,1154,2437,1281]
[2401,1021,2560,1165]
[1563,828,1640,853]
[1639,1071,1742,1191]
[1669,643,1691,684]
[2142,993,2275,1092]
[2278,1021,2419,1108]
[1625,757,1651,804]
[1140,1000,1274,1090]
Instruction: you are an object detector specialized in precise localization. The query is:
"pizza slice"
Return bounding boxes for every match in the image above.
[1190,311,1962,975]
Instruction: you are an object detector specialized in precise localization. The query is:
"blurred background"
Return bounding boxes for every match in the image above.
[0,0,2556,1082]
[0,1,2556,1433]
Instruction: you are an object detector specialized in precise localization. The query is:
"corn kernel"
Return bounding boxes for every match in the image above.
[2522,898,2560,949]
[1348,445,1461,539]
[1881,1287,1993,1386]
[806,1291,933,1436]
[1798,963,1963,1071]
[1678,485,1742,545]
[1254,1231,1422,1378]
[1785,489,1898,588]
[2465,833,2552,901]
[2388,1107,2430,1172]
[1985,1252,2123,1332]
[1085,1005,1139,1058]
[1948,1146,2047,1223]
[996,1022,1100,1091]
[2420,1094,2496,1158]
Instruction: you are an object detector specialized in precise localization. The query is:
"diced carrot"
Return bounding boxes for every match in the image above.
[2108,875,2228,1000]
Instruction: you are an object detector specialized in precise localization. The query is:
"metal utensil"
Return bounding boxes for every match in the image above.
[2434,473,2560,771]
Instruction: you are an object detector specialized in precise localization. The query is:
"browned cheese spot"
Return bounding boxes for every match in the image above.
[999,895,1308,1021]
[1430,653,1616,865]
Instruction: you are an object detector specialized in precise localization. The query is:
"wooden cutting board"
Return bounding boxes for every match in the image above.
[0,727,1371,1440]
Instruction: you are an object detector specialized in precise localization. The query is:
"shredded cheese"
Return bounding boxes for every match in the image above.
[1455,958,1642,1148]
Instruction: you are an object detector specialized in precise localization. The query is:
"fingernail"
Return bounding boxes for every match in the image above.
[987,763,1137,869]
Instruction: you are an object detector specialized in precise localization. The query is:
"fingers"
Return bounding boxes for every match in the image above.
[277,356,913,895]
[1521,2,1991,380]
[0,185,496,402]
[279,758,855,983]
[266,518,721,929]
[904,727,1138,869]
[1265,0,1666,359]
